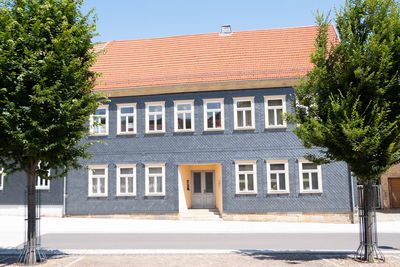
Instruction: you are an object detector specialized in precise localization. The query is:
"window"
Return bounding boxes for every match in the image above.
[235,160,257,194]
[264,95,287,128]
[90,105,109,135]
[203,98,224,131]
[299,159,322,193]
[116,164,136,196]
[0,168,3,191]
[266,160,289,194]
[145,102,165,133]
[233,97,255,130]
[117,104,136,134]
[36,162,50,190]
[88,165,108,197]
[174,100,194,132]
[145,163,165,196]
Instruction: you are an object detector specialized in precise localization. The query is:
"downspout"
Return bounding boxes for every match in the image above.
[349,166,356,224]
[62,176,66,217]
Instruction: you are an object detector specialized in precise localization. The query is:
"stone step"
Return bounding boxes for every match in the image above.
[179,209,222,221]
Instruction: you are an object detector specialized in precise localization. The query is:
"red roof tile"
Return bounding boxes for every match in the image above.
[92,25,338,91]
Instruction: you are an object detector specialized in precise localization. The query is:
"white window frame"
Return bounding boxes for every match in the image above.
[116,164,136,196]
[88,164,108,197]
[90,105,109,136]
[233,97,255,130]
[145,102,165,134]
[264,95,287,129]
[174,100,195,132]
[298,159,323,193]
[266,159,289,194]
[0,168,4,191]
[145,163,166,196]
[36,162,50,190]
[235,160,257,194]
[203,98,225,131]
[117,103,137,135]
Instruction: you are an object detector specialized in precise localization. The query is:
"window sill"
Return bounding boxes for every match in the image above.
[88,194,108,198]
[235,192,257,195]
[267,191,290,194]
[145,131,166,134]
[117,133,136,135]
[265,126,287,130]
[174,130,195,133]
[204,128,225,132]
[90,134,108,137]
[233,128,256,131]
[300,191,323,194]
[116,194,136,197]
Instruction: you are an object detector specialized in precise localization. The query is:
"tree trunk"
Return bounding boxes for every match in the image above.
[25,168,37,265]
[363,179,375,262]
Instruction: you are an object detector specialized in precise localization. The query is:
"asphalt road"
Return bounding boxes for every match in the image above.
[39,233,400,252]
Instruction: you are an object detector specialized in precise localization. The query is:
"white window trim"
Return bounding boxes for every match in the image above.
[116,164,136,196]
[298,159,323,193]
[203,98,225,131]
[264,95,287,129]
[235,160,258,194]
[174,100,195,132]
[36,162,50,190]
[145,163,166,196]
[233,97,255,130]
[117,103,137,135]
[266,159,289,194]
[145,102,166,134]
[90,105,109,136]
[0,168,4,191]
[88,164,108,197]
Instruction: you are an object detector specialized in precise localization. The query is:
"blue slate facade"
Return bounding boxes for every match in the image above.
[64,87,354,215]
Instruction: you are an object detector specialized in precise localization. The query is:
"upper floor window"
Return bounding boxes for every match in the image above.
[145,163,165,196]
[90,105,109,135]
[299,159,322,193]
[117,104,136,135]
[233,97,255,130]
[145,102,165,133]
[88,165,108,197]
[235,160,257,194]
[174,100,194,132]
[36,162,50,190]
[116,164,136,196]
[266,160,289,194]
[0,168,3,191]
[264,95,286,128]
[203,98,224,131]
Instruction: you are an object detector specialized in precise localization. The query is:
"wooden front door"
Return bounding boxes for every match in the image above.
[191,171,216,209]
[390,178,400,208]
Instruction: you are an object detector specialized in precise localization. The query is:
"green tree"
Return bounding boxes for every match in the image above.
[0,0,102,264]
[293,0,400,262]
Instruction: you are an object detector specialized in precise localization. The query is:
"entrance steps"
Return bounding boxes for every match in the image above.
[179,209,222,221]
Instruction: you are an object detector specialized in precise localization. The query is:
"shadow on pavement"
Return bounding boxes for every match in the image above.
[0,248,67,266]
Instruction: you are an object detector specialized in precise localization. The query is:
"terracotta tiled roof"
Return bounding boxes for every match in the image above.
[92,25,338,91]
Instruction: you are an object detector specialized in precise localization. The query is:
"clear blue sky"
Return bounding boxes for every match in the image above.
[81,0,346,43]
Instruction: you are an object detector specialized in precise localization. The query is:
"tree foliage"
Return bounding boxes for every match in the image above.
[293,0,400,182]
[0,0,102,178]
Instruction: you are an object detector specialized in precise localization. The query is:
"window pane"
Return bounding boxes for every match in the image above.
[237,111,244,127]
[271,173,277,190]
[128,116,134,131]
[215,112,221,128]
[237,101,251,108]
[239,174,246,191]
[156,114,162,130]
[149,105,162,112]
[303,173,310,190]
[279,173,286,190]
[268,109,275,125]
[178,113,184,129]
[99,178,105,193]
[245,110,252,126]
[93,169,105,176]
[277,109,283,125]
[120,168,133,175]
[268,99,282,106]
[120,177,126,193]
[95,108,106,115]
[120,116,127,132]
[302,163,317,170]
[207,112,214,128]
[149,115,155,130]
[121,107,134,114]
[185,113,191,129]
[239,164,253,171]
[205,172,213,193]
[207,102,221,109]
[92,178,97,193]
[149,176,154,192]
[270,164,285,171]
[128,177,134,193]
[311,172,319,190]
[177,103,191,111]
[247,174,254,191]
[193,172,201,193]
[157,176,162,193]
[149,167,162,174]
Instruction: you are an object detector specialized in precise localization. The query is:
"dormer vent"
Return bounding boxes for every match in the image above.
[220,24,232,36]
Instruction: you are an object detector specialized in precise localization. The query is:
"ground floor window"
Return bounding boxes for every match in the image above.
[36,162,50,190]
[266,160,289,193]
[116,164,136,196]
[145,163,165,196]
[235,160,257,194]
[299,159,322,193]
[88,165,108,197]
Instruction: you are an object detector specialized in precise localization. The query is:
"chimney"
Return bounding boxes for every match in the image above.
[220,24,232,36]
